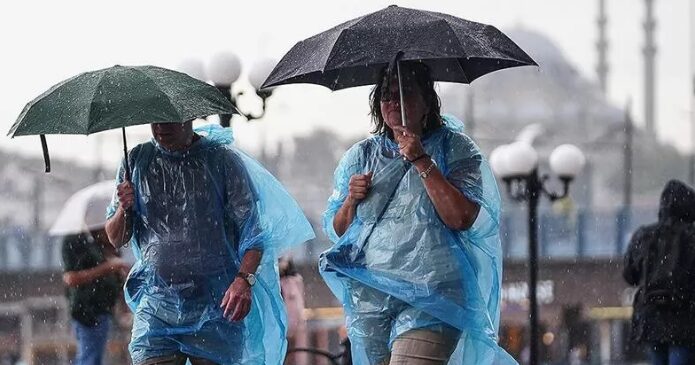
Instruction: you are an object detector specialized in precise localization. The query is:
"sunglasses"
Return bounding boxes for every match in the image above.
[380,85,417,102]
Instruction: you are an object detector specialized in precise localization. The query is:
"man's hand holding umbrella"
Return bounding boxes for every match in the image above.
[105,181,135,248]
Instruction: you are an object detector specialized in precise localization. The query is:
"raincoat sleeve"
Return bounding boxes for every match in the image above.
[196,123,315,257]
[322,143,366,243]
[442,131,500,239]
[623,227,648,286]
[223,150,264,255]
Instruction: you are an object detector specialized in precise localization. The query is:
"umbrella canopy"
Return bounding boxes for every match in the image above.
[49,180,115,236]
[9,65,234,136]
[7,65,236,172]
[262,4,536,90]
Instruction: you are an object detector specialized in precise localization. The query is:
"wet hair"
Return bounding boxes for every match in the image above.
[369,61,443,137]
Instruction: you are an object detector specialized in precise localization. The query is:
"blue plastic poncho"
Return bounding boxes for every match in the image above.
[319,116,516,365]
[107,124,315,365]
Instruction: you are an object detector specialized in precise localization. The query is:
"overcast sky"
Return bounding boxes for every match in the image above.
[0,0,690,169]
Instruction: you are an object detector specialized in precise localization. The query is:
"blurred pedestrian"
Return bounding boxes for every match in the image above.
[623,179,695,365]
[279,256,308,365]
[62,225,129,365]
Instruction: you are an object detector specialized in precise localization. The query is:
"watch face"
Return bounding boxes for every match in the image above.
[247,274,256,286]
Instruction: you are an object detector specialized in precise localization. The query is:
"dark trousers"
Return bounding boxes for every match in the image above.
[648,343,695,365]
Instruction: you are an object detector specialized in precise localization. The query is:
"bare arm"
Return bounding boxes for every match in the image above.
[105,207,132,248]
[105,181,134,248]
[63,257,128,287]
[394,125,479,231]
[221,249,263,321]
[333,198,358,238]
[238,249,262,276]
[333,172,372,237]
[412,157,479,230]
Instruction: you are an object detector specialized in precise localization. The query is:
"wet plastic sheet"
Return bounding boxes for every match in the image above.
[107,124,314,365]
[320,116,516,365]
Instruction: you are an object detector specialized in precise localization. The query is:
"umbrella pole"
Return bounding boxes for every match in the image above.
[121,127,130,181]
[397,61,408,127]
[40,135,51,173]
[120,127,133,247]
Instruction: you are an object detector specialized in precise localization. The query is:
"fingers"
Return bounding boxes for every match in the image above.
[349,176,371,188]
[392,127,424,161]
[348,172,373,201]
[116,181,135,209]
[391,125,412,136]
[231,298,251,321]
[221,288,236,318]
[117,181,134,192]
[348,186,369,200]
[221,281,253,321]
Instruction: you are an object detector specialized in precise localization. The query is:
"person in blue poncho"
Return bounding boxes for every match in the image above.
[104,121,314,365]
[320,62,516,365]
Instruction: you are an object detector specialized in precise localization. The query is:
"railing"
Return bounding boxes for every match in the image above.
[286,346,349,365]
[500,205,656,260]
[0,296,129,365]
[0,228,62,271]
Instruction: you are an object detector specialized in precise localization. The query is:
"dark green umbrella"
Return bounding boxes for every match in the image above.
[7,65,236,175]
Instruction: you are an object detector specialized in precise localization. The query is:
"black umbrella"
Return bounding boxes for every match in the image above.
[262,4,536,92]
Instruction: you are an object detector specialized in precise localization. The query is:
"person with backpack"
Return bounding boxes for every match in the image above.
[623,179,695,365]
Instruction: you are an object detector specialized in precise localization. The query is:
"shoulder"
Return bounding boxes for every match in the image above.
[348,136,378,153]
[629,224,659,247]
[128,141,151,157]
[437,128,481,166]
[61,234,89,258]
[440,128,476,150]
[124,141,154,166]
[210,145,249,177]
[340,137,378,162]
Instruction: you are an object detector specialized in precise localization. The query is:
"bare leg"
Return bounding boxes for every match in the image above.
[389,329,458,365]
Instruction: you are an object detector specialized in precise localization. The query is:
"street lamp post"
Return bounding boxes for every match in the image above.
[490,142,585,365]
[207,53,242,127]
[180,54,277,127]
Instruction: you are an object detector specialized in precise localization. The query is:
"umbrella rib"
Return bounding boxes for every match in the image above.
[322,11,376,72]
[131,67,185,122]
[86,71,110,135]
[322,28,351,73]
[444,21,472,84]
[8,72,87,137]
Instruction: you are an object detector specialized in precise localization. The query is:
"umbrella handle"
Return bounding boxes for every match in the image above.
[40,135,51,173]
[121,208,131,248]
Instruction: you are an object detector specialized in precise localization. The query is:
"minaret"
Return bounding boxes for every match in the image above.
[643,0,657,134]
[596,0,609,94]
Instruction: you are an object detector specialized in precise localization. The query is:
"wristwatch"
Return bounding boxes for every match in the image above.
[237,271,256,287]
[419,160,436,179]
